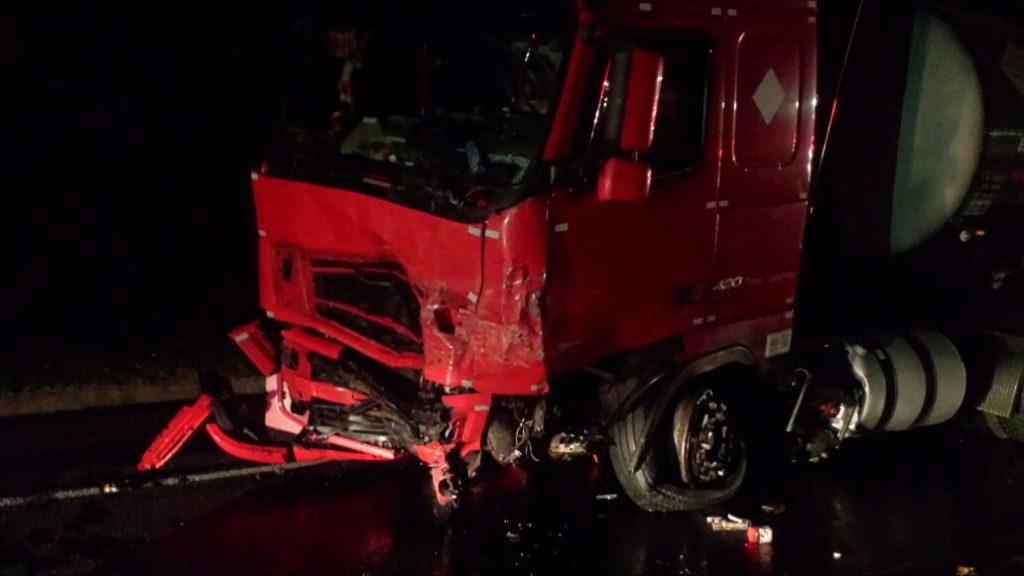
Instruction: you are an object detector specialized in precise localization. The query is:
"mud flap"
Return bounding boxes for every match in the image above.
[137,395,214,471]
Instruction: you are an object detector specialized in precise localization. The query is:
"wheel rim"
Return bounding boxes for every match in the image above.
[672,388,740,487]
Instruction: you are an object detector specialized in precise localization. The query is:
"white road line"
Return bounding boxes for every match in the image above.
[0,461,328,508]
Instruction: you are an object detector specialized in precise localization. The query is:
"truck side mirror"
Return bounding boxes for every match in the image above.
[595,47,662,203]
[598,157,651,203]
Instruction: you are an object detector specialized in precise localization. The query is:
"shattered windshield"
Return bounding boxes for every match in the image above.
[267,0,571,217]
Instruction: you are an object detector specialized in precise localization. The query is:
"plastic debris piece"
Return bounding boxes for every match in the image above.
[832,552,842,560]
[595,493,618,501]
[707,515,751,531]
[761,503,786,515]
[746,525,773,544]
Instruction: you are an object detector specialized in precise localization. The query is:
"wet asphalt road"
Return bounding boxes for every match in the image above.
[1,403,1024,575]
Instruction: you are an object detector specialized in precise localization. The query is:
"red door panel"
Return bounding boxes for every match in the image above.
[709,203,806,324]
[545,7,725,373]
[705,0,815,326]
[720,1,817,208]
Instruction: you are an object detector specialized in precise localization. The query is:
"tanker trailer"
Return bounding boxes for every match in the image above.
[796,0,1024,449]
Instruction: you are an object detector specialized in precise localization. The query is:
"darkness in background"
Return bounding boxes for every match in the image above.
[1,2,293,356]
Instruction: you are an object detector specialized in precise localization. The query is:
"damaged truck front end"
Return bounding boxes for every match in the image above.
[141,0,574,505]
[245,178,552,504]
[137,0,1024,515]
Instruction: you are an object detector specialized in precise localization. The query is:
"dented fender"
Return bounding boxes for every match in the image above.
[422,197,550,395]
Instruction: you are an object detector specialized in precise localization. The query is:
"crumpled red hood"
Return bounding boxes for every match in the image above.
[251,175,549,395]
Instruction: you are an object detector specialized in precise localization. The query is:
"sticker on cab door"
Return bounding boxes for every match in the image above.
[765,329,792,358]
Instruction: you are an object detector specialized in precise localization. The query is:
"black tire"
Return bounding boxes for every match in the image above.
[603,374,746,512]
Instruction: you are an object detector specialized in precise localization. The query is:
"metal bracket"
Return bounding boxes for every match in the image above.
[785,369,811,433]
[205,422,388,464]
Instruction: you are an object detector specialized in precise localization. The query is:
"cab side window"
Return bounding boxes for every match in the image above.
[647,37,711,175]
[586,35,711,176]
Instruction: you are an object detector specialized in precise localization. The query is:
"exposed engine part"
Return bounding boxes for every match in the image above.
[306,398,412,449]
[428,463,461,508]
[306,351,449,443]
[484,408,519,465]
[483,399,544,465]
[672,388,740,487]
[546,431,590,460]
[977,349,1024,418]
[512,417,541,462]
[842,331,966,433]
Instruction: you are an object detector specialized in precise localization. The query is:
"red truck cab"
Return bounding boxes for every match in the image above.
[143,0,820,511]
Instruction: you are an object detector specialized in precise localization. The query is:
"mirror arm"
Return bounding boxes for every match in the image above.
[548,159,591,190]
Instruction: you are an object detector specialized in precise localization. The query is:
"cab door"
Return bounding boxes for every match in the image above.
[545,2,727,370]
[709,0,817,325]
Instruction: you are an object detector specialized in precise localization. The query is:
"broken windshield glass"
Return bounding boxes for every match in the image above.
[267,0,571,214]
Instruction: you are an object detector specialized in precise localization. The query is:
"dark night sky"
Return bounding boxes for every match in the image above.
[2,2,293,352]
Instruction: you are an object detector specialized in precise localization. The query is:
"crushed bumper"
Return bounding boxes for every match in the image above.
[138,395,213,471]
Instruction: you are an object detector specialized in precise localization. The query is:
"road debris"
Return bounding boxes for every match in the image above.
[595,493,618,501]
[832,551,842,560]
[706,514,751,531]
[761,503,786,515]
[955,566,978,576]
[746,526,774,544]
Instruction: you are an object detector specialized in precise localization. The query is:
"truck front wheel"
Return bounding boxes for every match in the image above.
[604,376,747,512]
